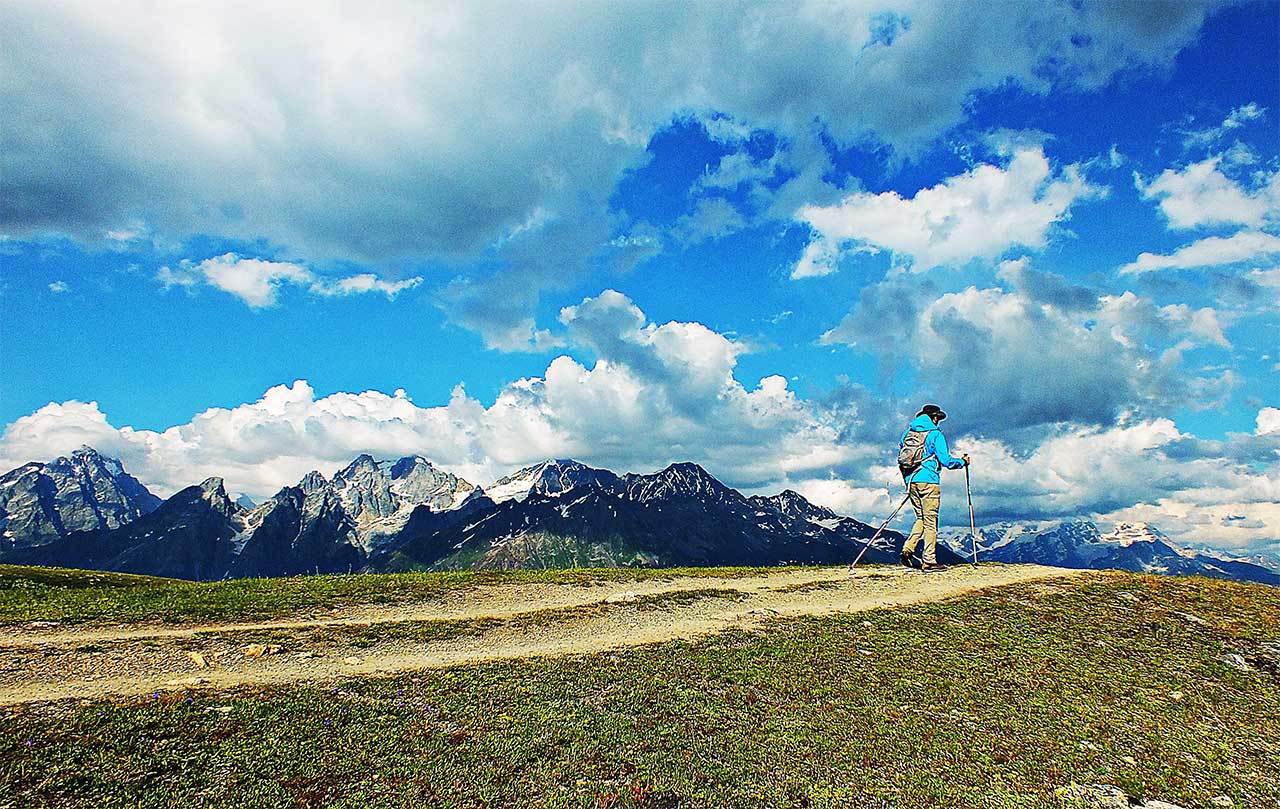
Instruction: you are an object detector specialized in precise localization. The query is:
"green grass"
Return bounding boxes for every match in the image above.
[1,572,1277,808]
[0,564,782,627]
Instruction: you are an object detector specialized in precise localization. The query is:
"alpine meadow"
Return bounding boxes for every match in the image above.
[1,2,1277,807]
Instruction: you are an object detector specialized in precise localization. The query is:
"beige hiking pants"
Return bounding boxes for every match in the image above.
[902,482,941,565]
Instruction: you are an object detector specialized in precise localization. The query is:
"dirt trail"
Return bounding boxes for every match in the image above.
[0,564,1084,705]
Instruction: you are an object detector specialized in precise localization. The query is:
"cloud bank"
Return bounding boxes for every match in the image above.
[0,0,1227,345]
[3,288,1274,552]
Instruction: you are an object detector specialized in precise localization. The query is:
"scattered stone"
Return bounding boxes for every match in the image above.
[1053,784,1189,809]
[857,649,874,656]
[205,706,233,714]
[295,651,316,660]
[164,676,207,687]
[1054,783,1128,808]
[1210,796,1234,807]
[1221,653,1251,672]
[1078,740,1100,752]
[1173,611,1209,627]
[1115,591,1140,603]
[187,651,208,669]
[1167,691,1184,701]
[343,656,363,665]
[604,592,639,604]
[861,621,873,627]
[28,621,60,629]
[241,644,283,658]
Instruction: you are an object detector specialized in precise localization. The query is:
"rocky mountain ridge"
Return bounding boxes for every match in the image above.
[0,446,161,550]
[1,449,1272,585]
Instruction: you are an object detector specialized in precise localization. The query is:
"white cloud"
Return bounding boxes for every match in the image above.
[0,0,1224,344]
[311,273,423,299]
[1181,102,1266,150]
[0,291,855,500]
[791,147,1104,277]
[156,253,422,308]
[197,255,313,308]
[2,307,1274,551]
[1119,230,1280,275]
[970,417,1280,550]
[1249,267,1280,296]
[1258,407,1280,436]
[1135,155,1280,229]
[47,280,68,293]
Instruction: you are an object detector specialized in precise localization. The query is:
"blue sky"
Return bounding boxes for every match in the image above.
[2,1,1277,555]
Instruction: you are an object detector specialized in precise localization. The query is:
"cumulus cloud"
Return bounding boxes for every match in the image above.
[1119,230,1280,275]
[822,276,1235,431]
[1135,155,1280,229]
[960,416,1280,550]
[1259,407,1280,436]
[791,147,1104,277]
[0,0,1225,344]
[2,295,1273,551]
[0,291,855,500]
[47,280,68,293]
[156,253,423,308]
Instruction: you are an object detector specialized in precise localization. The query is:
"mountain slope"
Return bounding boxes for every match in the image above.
[225,485,363,578]
[7,478,246,580]
[0,446,160,550]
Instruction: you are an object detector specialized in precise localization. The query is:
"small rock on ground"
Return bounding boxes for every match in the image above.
[1055,783,1191,809]
[1221,653,1251,672]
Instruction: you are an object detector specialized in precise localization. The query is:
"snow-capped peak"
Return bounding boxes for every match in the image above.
[483,459,608,504]
[1098,521,1168,547]
[623,462,730,502]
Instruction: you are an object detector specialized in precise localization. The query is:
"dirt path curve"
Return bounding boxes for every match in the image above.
[0,564,1084,705]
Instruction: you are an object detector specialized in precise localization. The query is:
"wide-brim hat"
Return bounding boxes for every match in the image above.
[917,404,947,420]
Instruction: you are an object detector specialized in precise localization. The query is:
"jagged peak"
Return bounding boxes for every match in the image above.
[483,458,610,504]
[51,445,122,472]
[299,470,328,493]
[198,476,227,495]
[390,455,435,477]
[623,461,734,502]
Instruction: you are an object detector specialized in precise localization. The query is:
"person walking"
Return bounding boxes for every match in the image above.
[897,404,968,571]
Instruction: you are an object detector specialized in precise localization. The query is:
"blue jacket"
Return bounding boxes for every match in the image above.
[900,414,965,485]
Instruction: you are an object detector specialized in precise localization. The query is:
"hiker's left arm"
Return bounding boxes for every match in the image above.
[934,432,966,469]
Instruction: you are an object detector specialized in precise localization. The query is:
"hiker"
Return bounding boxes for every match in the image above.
[897,404,968,571]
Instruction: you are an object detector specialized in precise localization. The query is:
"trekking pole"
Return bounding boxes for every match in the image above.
[965,464,978,567]
[849,490,912,571]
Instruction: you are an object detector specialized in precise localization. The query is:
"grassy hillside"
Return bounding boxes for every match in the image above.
[0,563,780,626]
[0,569,1276,807]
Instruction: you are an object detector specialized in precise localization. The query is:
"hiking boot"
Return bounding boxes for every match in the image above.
[899,550,916,568]
[920,562,948,572]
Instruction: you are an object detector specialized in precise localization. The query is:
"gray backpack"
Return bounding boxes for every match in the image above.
[898,430,935,477]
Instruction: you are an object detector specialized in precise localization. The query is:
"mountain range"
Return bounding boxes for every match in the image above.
[2,447,1273,585]
[940,520,1279,586]
[0,448,940,579]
